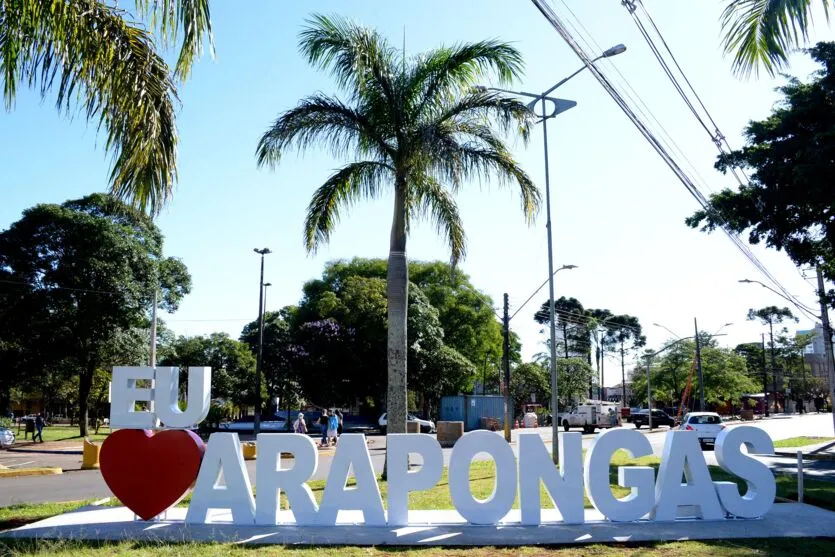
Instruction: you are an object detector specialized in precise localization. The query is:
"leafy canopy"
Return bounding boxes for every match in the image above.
[687,43,835,305]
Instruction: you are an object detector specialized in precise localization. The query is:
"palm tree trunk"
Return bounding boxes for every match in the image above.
[386,180,409,436]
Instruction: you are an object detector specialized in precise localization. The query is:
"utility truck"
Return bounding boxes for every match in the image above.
[556,400,620,433]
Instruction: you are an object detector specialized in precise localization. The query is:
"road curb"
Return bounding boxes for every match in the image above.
[0,467,63,478]
[774,450,835,461]
[5,448,82,455]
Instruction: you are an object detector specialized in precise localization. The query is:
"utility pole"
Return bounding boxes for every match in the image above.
[694,318,705,411]
[816,266,835,433]
[620,341,626,407]
[150,289,158,368]
[645,355,653,430]
[253,248,271,436]
[761,334,769,417]
[768,320,778,413]
[502,293,511,443]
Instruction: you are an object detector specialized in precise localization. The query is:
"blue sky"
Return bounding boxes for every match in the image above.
[1,1,832,384]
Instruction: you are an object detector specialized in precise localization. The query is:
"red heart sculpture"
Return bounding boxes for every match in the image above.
[100,429,205,520]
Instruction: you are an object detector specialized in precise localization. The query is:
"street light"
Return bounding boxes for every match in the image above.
[502,265,577,443]
[253,248,272,435]
[480,44,627,465]
[653,323,682,340]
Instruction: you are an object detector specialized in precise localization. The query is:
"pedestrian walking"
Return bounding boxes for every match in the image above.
[33,413,44,443]
[815,396,823,413]
[336,409,344,436]
[294,413,308,434]
[327,410,339,447]
[319,410,329,447]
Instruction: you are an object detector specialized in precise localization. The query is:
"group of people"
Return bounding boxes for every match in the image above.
[291,408,343,448]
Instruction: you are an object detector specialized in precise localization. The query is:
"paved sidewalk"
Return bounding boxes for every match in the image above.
[774,440,835,460]
[4,503,834,545]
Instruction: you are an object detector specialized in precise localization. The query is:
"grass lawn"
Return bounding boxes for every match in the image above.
[2,539,835,556]
[15,425,110,444]
[773,436,835,449]
[2,451,834,555]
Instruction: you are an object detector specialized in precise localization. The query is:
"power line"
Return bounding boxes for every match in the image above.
[531,0,811,319]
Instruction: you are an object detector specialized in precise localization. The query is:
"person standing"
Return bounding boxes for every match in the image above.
[336,409,344,436]
[33,413,44,443]
[319,410,329,447]
[294,413,308,434]
[327,409,339,447]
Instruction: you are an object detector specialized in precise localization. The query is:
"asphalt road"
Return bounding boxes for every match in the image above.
[1,413,832,507]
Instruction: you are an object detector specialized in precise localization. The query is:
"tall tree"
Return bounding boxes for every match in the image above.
[747,306,799,409]
[721,1,833,77]
[534,297,589,360]
[687,43,835,307]
[0,1,214,212]
[0,194,191,435]
[603,314,646,404]
[256,15,538,435]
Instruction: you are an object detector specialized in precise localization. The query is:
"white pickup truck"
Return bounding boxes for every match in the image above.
[557,401,620,434]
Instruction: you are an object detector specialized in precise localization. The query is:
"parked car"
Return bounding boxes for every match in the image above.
[679,412,725,449]
[378,413,435,434]
[1,426,15,448]
[632,409,676,429]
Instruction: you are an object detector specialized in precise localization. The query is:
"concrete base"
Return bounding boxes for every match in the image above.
[4,504,835,546]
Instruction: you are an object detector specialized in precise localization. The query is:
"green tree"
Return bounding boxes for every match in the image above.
[0,194,191,435]
[534,297,591,361]
[256,16,538,435]
[687,43,835,306]
[510,361,550,416]
[0,1,214,212]
[603,315,647,404]
[305,258,505,373]
[160,333,256,411]
[240,308,303,417]
[721,1,833,77]
[633,342,756,409]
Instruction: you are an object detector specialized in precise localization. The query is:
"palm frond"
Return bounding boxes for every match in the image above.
[255,93,393,168]
[433,90,533,142]
[299,14,399,101]
[135,0,215,79]
[423,134,540,224]
[304,161,393,253]
[412,174,466,266]
[406,40,525,113]
[1,0,179,215]
[721,0,825,77]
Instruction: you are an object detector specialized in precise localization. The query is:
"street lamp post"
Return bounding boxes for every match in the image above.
[503,264,577,443]
[481,43,627,464]
[253,248,272,436]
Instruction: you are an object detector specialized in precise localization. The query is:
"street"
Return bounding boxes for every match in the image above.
[1,413,832,507]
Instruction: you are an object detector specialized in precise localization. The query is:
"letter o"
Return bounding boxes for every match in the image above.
[448,430,516,525]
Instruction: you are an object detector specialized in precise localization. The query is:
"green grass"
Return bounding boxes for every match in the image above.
[0,501,94,531]
[1,538,834,556]
[14,424,110,444]
[773,436,835,449]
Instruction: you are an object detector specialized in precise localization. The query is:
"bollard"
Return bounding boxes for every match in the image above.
[797,450,804,504]
[81,438,101,470]
[242,442,257,460]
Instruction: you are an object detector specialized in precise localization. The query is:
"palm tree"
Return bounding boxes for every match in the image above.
[1,0,213,214]
[721,0,831,77]
[256,15,540,436]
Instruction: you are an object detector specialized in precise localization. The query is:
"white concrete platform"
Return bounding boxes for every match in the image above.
[3,504,835,546]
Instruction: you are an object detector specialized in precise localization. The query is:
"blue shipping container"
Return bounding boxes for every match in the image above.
[440,395,505,431]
